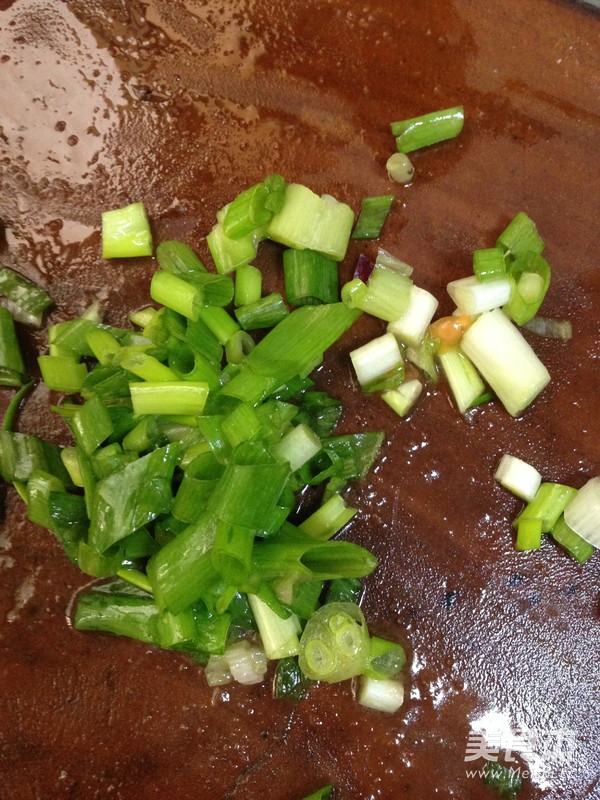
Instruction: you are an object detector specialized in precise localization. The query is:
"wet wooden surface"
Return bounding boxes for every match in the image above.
[0,1,599,798]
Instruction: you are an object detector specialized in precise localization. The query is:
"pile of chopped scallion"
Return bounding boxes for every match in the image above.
[0,175,409,712]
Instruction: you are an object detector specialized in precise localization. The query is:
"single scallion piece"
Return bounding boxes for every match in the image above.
[473,247,506,283]
[387,285,439,346]
[494,454,541,502]
[496,211,544,258]
[515,517,543,551]
[363,636,407,680]
[550,514,595,563]
[437,348,485,414]
[206,218,258,275]
[234,264,262,307]
[38,355,88,393]
[156,240,206,274]
[460,308,550,417]
[0,307,25,386]
[223,181,272,239]
[563,477,600,549]
[273,656,311,700]
[283,249,339,306]
[247,594,301,659]
[381,379,423,418]
[503,252,551,326]
[299,494,357,540]
[129,382,209,416]
[447,275,512,316]
[102,201,153,259]
[350,332,404,391]
[342,265,412,322]
[234,292,289,330]
[298,602,369,682]
[351,195,394,240]
[0,266,53,327]
[386,152,414,184]
[391,105,464,153]
[358,676,405,713]
[514,482,577,533]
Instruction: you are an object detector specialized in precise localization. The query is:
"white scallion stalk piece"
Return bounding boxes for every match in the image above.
[447,275,512,315]
[224,639,268,685]
[387,285,439,346]
[564,477,600,549]
[438,349,485,413]
[272,423,322,472]
[460,308,550,417]
[350,332,403,388]
[205,654,233,687]
[358,676,405,713]
[381,379,423,418]
[494,454,542,502]
[247,594,301,659]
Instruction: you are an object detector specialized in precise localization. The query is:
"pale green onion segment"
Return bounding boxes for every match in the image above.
[381,379,422,418]
[386,152,414,184]
[358,676,405,713]
[298,602,369,682]
[350,332,403,388]
[437,349,484,414]
[224,639,268,685]
[248,594,301,660]
[460,308,550,417]
[102,201,153,258]
[494,454,542,503]
[387,285,439,346]
[447,275,512,316]
[563,478,600,549]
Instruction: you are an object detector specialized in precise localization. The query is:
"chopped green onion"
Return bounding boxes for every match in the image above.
[225,330,255,365]
[298,601,369,682]
[386,152,415,184]
[482,762,523,797]
[2,380,34,432]
[85,328,122,365]
[363,636,407,680]
[503,252,551,326]
[272,423,322,472]
[273,656,311,700]
[550,514,595,563]
[350,332,404,391]
[70,395,114,456]
[283,249,339,306]
[0,266,53,327]
[38,355,88,393]
[206,218,258,274]
[437,348,485,414]
[248,593,301,659]
[224,639,268,685]
[196,305,240,345]
[234,292,289,330]
[234,264,262,307]
[358,676,405,713]
[496,211,544,258]
[223,181,272,239]
[156,240,206,274]
[0,307,25,385]
[494,454,541,502]
[514,482,577,533]
[299,494,357,540]
[129,382,209,416]
[119,349,179,382]
[473,247,506,283]
[563,477,600,550]
[324,577,362,605]
[267,184,355,262]
[391,105,464,153]
[460,309,550,417]
[74,591,159,644]
[150,270,203,321]
[102,201,153,259]
[351,195,394,240]
[447,275,512,315]
[129,306,157,328]
[381,379,423,418]
[387,285,439,346]
[375,248,413,277]
[515,517,543,551]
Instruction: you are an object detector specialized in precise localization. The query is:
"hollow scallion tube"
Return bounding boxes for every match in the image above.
[234,292,289,330]
[248,593,301,659]
[156,240,206,274]
[460,308,550,417]
[351,195,394,240]
[150,270,203,320]
[503,251,551,325]
[515,482,577,533]
[234,264,262,307]
[129,382,209,416]
[391,105,464,153]
[74,592,159,644]
[515,517,543,551]
[223,181,273,239]
[299,494,357,540]
[437,348,485,414]
[550,514,595,563]
[0,307,25,386]
[101,201,153,258]
[473,247,506,283]
[283,249,339,306]
[496,211,544,258]
[342,265,412,321]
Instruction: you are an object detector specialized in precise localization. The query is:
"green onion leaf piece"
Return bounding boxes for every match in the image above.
[391,105,464,153]
[351,195,394,240]
[298,601,370,682]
